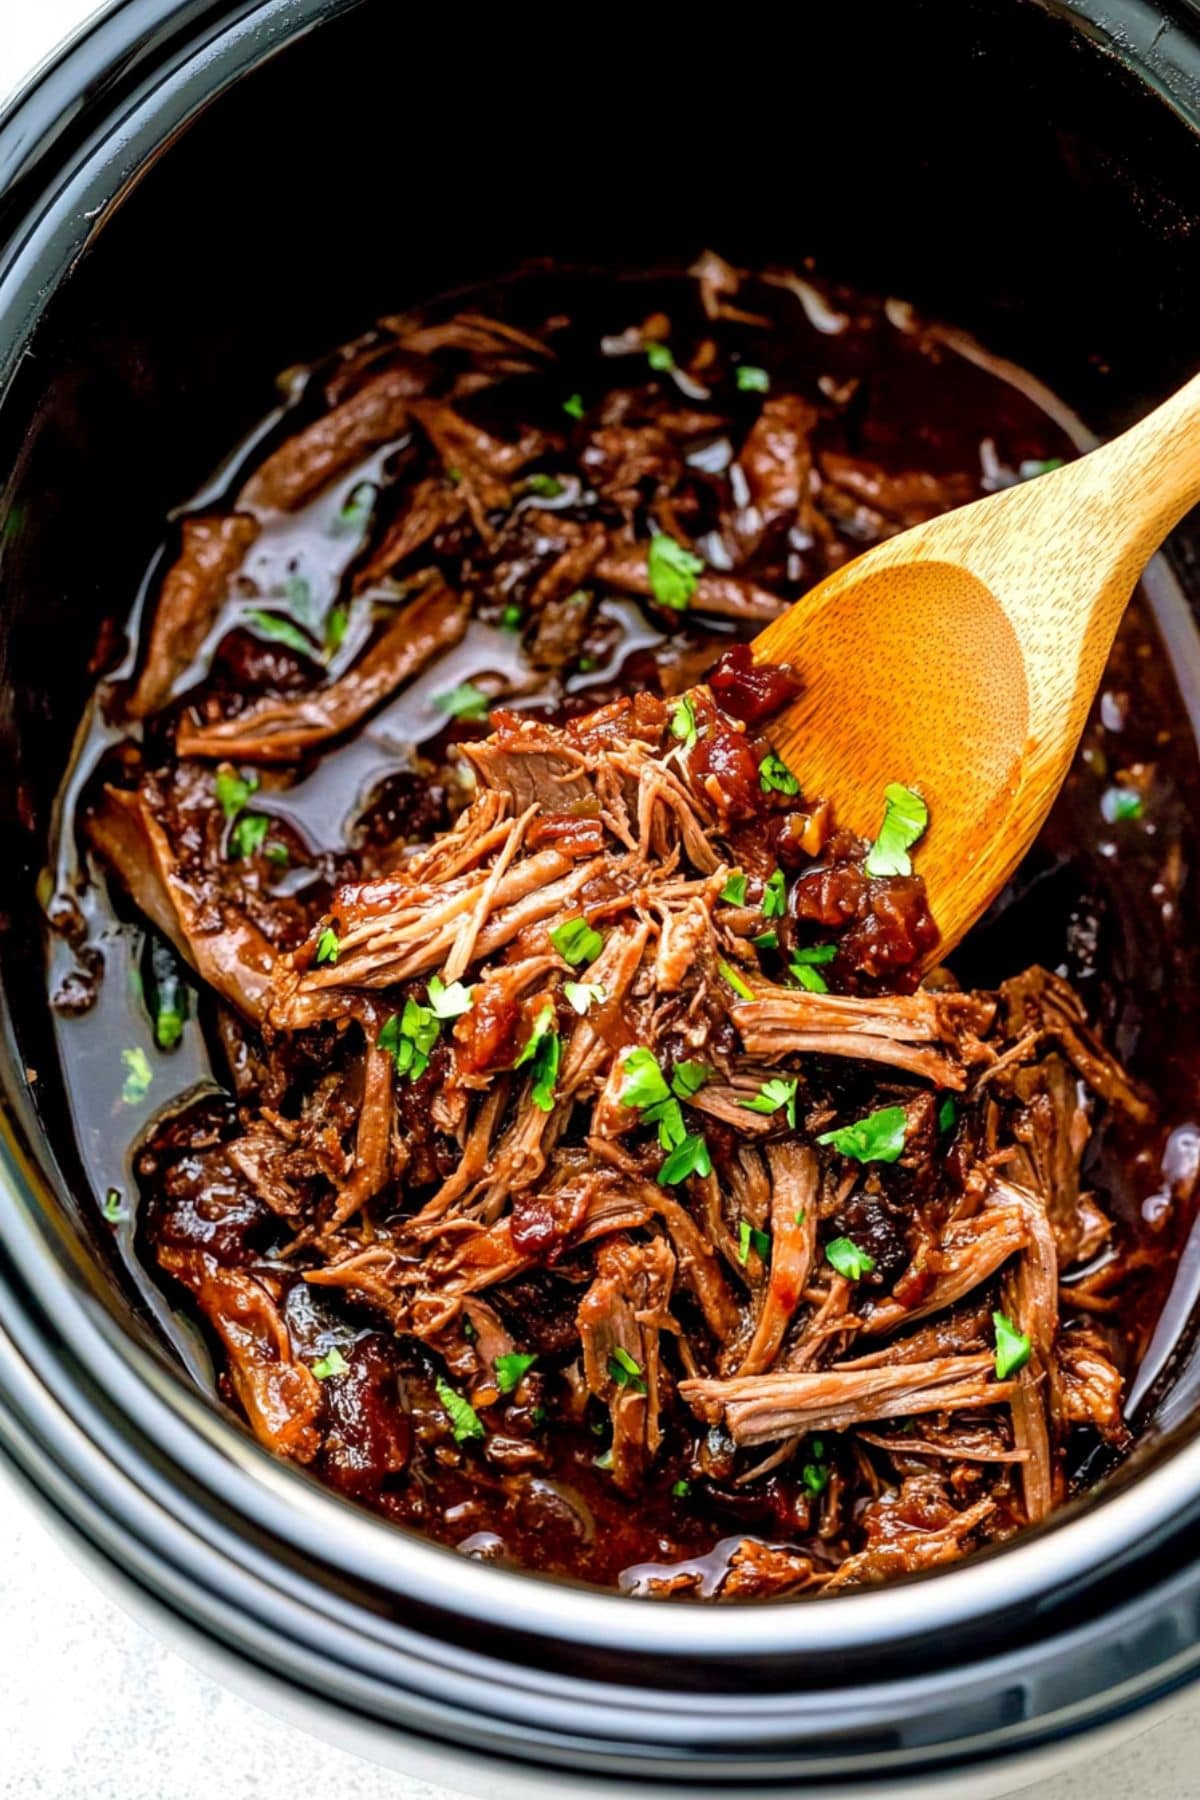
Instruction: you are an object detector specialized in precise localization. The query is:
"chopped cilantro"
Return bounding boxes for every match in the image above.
[563,979,606,1015]
[315,927,340,967]
[619,1046,671,1111]
[647,534,704,610]
[671,1478,691,1498]
[495,1351,538,1394]
[562,392,585,420]
[762,867,787,919]
[670,694,699,748]
[739,1076,798,1128]
[325,604,349,651]
[609,1346,647,1393]
[428,974,473,1019]
[825,1236,876,1280]
[500,603,524,632]
[1020,457,1065,479]
[526,472,564,498]
[436,1377,485,1444]
[229,812,269,860]
[759,751,800,797]
[594,1446,614,1470]
[311,1347,349,1380]
[378,999,440,1081]
[245,609,317,658]
[550,915,605,967]
[671,1061,711,1100]
[790,943,835,993]
[802,1453,830,1497]
[265,842,290,868]
[718,958,754,1001]
[791,961,827,993]
[646,341,676,372]
[817,1104,908,1164]
[514,1003,561,1111]
[993,1310,1032,1380]
[102,1188,125,1224]
[149,939,186,1051]
[434,681,491,722]
[657,1130,712,1186]
[736,364,770,393]
[447,467,463,485]
[215,768,259,820]
[120,1047,152,1106]
[938,1097,957,1134]
[737,1218,772,1264]
[1101,785,1143,824]
[865,782,929,878]
[720,871,748,906]
[332,481,375,534]
[645,1096,687,1151]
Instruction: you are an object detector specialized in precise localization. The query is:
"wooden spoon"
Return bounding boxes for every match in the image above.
[752,374,1200,962]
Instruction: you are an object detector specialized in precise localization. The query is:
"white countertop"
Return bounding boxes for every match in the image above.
[1,6,1198,1796]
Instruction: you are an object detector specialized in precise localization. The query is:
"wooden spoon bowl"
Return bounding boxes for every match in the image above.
[753,372,1200,959]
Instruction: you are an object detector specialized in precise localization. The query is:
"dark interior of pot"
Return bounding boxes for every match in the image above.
[6,0,1200,1590]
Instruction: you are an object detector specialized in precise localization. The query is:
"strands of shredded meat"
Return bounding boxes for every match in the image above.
[69,259,1161,1601]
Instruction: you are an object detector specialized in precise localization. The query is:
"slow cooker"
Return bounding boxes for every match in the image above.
[5,1,1200,1792]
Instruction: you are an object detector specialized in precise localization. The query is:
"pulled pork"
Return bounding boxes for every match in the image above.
[66,261,1165,1600]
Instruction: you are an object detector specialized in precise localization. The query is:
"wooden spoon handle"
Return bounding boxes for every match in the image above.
[1074,367,1200,568]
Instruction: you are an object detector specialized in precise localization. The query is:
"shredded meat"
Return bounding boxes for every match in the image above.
[69,262,1165,1601]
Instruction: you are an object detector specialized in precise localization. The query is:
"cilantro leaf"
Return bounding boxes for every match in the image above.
[720,871,748,905]
[646,341,676,372]
[938,1097,957,1134]
[500,603,524,631]
[428,975,474,1019]
[718,958,754,1001]
[436,1377,485,1443]
[644,1095,687,1151]
[739,1076,798,1127]
[993,1310,1032,1380]
[791,961,828,993]
[311,1347,350,1380]
[865,782,929,877]
[816,1104,908,1164]
[514,1003,560,1110]
[120,1047,153,1107]
[526,472,564,498]
[802,1451,829,1496]
[331,481,375,534]
[647,534,704,610]
[550,915,605,967]
[759,751,800,798]
[619,1046,671,1110]
[736,364,770,393]
[792,944,837,964]
[495,1351,538,1394]
[671,1060,711,1100]
[244,608,318,658]
[671,1479,691,1498]
[737,1218,772,1264]
[325,604,349,651]
[434,681,491,722]
[229,812,269,860]
[315,927,340,966]
[215,768,259,821]
[670,694,698,748]
[562,392,585,420]
[378,1000,440,1082]
[1101,785,1143,824]
[762,867,787,918]
[608,1346,647,1392]
[825,1236,876,1280]
[563,979,606,1015]
[657,1131,712,1186]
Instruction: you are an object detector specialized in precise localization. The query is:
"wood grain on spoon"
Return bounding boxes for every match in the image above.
[753,371,1200,961]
